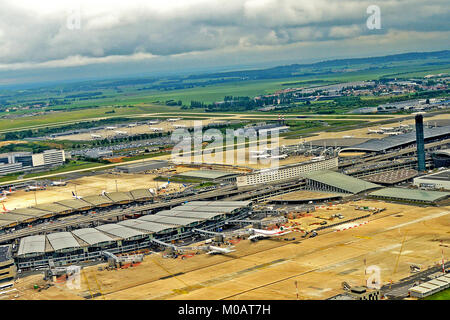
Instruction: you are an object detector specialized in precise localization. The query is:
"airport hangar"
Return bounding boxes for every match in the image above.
[339,125,450,155]
[0,188,156,232]
[15,201,252,269]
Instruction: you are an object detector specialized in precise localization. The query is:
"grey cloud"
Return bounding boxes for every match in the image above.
[0,0,448,70]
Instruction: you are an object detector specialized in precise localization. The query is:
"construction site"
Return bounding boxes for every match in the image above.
[0,113,449,301]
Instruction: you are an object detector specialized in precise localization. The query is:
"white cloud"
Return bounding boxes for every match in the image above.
[0,0,447,71]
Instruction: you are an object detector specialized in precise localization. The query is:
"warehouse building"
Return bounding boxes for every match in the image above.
[302,170,381,194]
[413,169,450,191]
[115,160,168,173]
[369,187,450,204]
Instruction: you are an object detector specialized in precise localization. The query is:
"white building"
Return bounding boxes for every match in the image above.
[32,149,66,167]
[413,169,450,191]
[236,157,339,187]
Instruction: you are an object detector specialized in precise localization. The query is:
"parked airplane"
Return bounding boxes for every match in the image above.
[270,154,288,159]
[26,185,46,191]
[0,195,7,202]
[105,126,117,130]
[1,187,15,195]
[72,191,83,199]
[342,135,354,138]
[368,129,385,134]
[167,118,181,122]
[384,131,403,136]
[114,130,128,135]
[173,124,187,129]
[205,245,236,255]
[149,127,164,132]
[127,123,137,127]
[148,120,159,125]
[2,203,9,212]
[51,180,67,186]
[91,134,102,139]
[380,127,394,131]
[248,226,292,241]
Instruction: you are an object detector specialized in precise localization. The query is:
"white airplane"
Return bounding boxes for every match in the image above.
[368,129,384,134]
[399,124,410,128]
[91,134,102,139]
[343,135,354,138]
[148,120,159,125]
[51,181,67,186]
[105,126,117,130]
[248,226,292,241]
[173,124,187,129]
[149,127,164,132]
[26,185,45,191]
[380,127,394,131]
[127,123,137,127]
[0,195,7,202]
[1,187,15,195]
[384,131,402,136]
[148,188,156,195]
[72,191,83,199]
[167,118,181,122]
[205,245,236,255]
[114,130,128,135]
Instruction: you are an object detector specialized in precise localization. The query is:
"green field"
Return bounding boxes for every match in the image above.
[423,288,450,300]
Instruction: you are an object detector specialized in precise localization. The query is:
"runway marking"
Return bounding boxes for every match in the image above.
[383,211,450,232]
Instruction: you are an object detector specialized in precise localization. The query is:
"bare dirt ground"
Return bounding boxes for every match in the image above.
[10,201,449,300]
[2,171,183,211]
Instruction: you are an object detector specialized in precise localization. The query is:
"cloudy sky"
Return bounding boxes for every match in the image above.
[1,0,449,86]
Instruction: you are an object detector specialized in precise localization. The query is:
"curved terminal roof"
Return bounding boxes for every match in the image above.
[95,224,145,240]
[301,170,380,194]
[82,195,113,207]
[47,232,81,252]
[56,199,93,210]
[105,192,134,203]
[138,215,202,226]
[17,235,46,256]
[130,189,153,200]
[10,207,53,219]
[72,228,115,246]
[369,187,449,202]
[340,125,450,153]
[118,219,176,233]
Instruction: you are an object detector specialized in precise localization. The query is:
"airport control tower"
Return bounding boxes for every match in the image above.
[415,114,426,172]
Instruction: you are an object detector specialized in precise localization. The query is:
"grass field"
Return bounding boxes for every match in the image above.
[423,288,450,300]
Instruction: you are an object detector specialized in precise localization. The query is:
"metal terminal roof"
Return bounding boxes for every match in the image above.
[369,187,449,202]
[341,125,450,153]
[56,199,93,210]
[302,170,380,194]
[17,235,46,256]
[118,220,176,233]
[9,207,53,218]
[175,170,238,180]
[82,195,113,207]
[105,192,134,203]
[95,224,146,240]
[47,232,81,252]
[138,215,202,226]
[130,189,153,200]
[33,202,73,214]
[72,228,115,246]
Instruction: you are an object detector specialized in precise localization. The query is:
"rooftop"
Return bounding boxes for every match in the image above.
[302,170,381,194]
[175,170,238,180]
[95,224,145,240]
[369,187,450,202]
